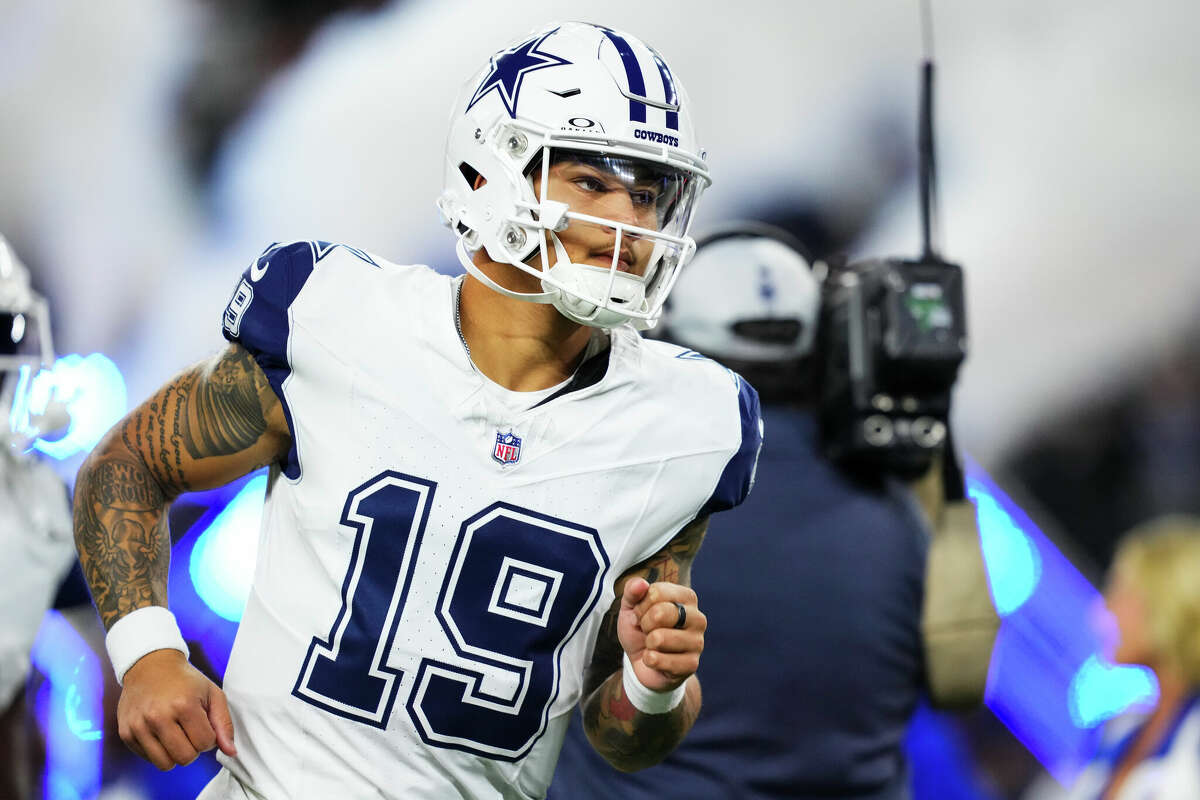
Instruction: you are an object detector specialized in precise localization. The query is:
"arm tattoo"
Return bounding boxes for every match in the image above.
[74,344,282,629]
[74,455,171,629]
[180,345,271,459]
[580,516,708,771]
[583,672,701,773]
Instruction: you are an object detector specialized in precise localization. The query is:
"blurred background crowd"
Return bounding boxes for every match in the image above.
[2,0,1198,798]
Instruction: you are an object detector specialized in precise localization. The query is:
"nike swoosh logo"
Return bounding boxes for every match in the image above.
[249,260,269,282]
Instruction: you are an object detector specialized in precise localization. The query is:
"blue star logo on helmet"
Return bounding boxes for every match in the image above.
[467,29,572,119]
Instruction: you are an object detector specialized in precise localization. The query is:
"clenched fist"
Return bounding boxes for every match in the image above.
[117,649,237,770]
[617,578,707,692]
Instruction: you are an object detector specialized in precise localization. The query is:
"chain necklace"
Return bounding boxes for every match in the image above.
[455,276,608,372]
[454,277,471,359]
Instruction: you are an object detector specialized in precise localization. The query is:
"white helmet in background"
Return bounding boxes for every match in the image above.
[0,236,60,450]
[662,223,819,363]
[438,21,711,329]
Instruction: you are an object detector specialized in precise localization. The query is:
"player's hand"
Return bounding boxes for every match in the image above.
[117,649,237,770]
[617,578,706,693]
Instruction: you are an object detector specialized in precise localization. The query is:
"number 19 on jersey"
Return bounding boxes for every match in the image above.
[292,470,609,760]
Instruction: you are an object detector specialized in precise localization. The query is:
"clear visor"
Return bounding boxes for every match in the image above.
[514,148,704,323]
[532,149,699,238]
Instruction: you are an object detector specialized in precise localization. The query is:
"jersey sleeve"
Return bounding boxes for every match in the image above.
[220,240,318,479]
[700,373,764,515]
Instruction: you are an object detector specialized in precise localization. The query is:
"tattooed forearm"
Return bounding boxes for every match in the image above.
[74,343,287,630]
[579,516,709,770]
[584,602,625,698]
[74,455,171,629]
[582,671,701,772]
[181,346,270,459]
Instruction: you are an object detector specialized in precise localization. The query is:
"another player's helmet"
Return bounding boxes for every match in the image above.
[662,223,819,363]
[439,21,710,329]
[0,236,56,444]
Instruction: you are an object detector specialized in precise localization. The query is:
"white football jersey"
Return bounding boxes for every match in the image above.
[0,447,74,709]
[203,241,761,800]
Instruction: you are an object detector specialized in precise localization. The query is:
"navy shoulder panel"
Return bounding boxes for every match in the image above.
[701,372,764,515]
[220,241,318,479]
[221,240,318,366]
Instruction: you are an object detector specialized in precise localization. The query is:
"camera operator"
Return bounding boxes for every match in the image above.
[548,225,998,800]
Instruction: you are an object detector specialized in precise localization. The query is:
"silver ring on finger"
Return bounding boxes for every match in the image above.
[672,601,687,629]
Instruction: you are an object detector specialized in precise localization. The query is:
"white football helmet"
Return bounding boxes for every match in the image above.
[438,21,710,329]
[0,236,59,450]
[662,224,819,363]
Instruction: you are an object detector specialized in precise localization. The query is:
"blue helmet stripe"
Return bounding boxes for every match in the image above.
[599,29,648,123]
[650,51,680,131]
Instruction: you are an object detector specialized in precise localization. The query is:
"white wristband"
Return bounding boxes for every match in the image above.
[105,606,189,686]
[622,652,686,714]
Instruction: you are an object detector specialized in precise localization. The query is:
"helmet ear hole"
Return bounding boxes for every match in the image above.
[459,162,484,191]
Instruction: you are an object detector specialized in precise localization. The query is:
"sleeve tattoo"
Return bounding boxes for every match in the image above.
[580,516,708,772]
[74,344,285,629]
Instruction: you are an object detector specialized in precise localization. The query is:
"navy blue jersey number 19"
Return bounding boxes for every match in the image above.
[292,471,609,760]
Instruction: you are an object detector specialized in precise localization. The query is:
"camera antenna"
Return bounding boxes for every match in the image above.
[918,0,939,261]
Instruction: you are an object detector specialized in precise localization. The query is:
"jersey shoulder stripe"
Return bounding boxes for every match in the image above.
[220,240,320,479]
[701,372,763,515]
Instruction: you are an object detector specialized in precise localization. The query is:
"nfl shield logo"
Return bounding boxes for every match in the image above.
[492,431,522,465]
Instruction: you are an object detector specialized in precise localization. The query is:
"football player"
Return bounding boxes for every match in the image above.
[73,22,761,800]
[0,236,76,799]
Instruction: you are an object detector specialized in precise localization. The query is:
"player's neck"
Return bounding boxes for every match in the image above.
[459,273,592,392]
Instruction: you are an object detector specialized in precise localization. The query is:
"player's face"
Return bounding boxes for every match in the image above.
[1103,565,1155,668]
[530,156,669,276]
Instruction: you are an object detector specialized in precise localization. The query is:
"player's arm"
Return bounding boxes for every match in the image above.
[73,341,290,768]
[579,515,709,772]
[75,341,288,628]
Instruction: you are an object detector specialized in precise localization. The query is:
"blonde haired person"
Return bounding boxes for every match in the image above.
[1067,515,1200,800]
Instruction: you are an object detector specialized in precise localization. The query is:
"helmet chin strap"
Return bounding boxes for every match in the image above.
[454,237,556,304]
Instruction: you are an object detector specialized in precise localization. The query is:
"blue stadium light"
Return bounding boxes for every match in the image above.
[189,474,267,621]
[963,459,1162,783]
[30,611,103,800]
[26,353,127,460]
[1068,654,1157,729]
[968,490,1042,616]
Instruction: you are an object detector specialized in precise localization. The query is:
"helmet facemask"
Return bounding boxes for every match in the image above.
[519,143,701,328]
